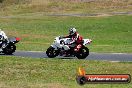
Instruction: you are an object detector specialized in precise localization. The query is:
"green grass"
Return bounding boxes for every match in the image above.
[0,56,132,88]
[0,1,132,88]
[0,0,132,53]
[0,15,132,53]
[0,0,132,15]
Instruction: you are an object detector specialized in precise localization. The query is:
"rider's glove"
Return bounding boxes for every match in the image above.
[6,38,9,43]
[59,36,64,39]
[67,42,72,45]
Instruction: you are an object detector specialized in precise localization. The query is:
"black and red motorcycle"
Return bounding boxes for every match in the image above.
[0,37,20,55]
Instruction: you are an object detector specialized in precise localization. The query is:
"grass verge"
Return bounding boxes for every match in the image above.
[0,0,132,15]
[0,56,132,88]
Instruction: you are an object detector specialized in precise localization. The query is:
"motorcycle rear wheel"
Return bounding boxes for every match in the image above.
[76,46,89,59]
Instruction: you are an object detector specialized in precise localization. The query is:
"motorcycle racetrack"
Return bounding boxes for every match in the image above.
[3,51,132,62]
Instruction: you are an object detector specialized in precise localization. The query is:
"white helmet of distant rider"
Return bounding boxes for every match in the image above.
[69,28,76,35]
[0,29,3,41]
[0,29,8,40]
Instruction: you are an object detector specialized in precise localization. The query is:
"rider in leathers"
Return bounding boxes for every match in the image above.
[0,29,9,48]
[63,28,83,56]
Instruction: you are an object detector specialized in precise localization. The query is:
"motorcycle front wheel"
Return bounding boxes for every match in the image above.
[76,46,89,59]
[3,44,16,55]
[46,46,59,58]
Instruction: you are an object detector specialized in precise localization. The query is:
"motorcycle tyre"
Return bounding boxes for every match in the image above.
[46,46,59,58]
[76,46,89,59]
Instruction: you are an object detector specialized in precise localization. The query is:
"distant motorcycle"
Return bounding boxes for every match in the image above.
[46,36,92,59]
[0,37,20,55]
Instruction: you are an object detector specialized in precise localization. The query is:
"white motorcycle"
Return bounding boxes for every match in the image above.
[46,36,92,59]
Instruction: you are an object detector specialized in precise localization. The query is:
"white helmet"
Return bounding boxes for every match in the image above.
[0,29,3,41]
[69,28,76,35]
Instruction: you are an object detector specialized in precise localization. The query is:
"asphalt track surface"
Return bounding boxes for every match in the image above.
[3,51,132,62]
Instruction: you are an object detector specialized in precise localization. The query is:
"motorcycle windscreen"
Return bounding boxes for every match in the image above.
[8,37,17,42]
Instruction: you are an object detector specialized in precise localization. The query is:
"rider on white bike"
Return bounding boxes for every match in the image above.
[46,28,91,59]
[0,29,9,48]
[63,28,83,56]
